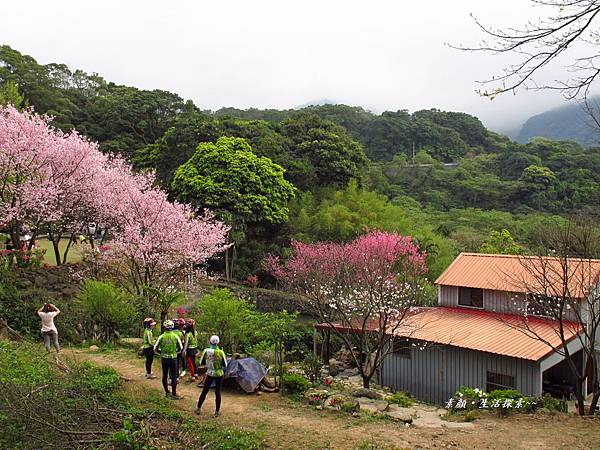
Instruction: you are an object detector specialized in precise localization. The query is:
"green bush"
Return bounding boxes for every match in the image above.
[487,389,525,415]
[281,373,311,395]
[451,386,487,411]
[487,389,523,403]
[387,391,414,407]
[301,353,322,384]
[247,341,276,367]
[77,279,137,342]
[192,288,256,352]
[0,271,46,336]
[538,394,567,412]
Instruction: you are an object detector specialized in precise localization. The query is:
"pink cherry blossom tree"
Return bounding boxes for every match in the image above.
[265,230,428,388]
[0,105,117,265]
[94,175,230,324]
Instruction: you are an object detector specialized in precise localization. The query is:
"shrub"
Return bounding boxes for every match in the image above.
[488,389,525,415]
[387,391,414,407]
[539,394,567,412]
[191,288,255,352]
[0,271,38,335]
[281,373,311,395]
[451,386,488,411]
[77,279,137,342]
[247,341,276,367]
[301,353,322,384]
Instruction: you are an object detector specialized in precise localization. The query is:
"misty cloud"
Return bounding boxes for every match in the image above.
[0,0,586,132]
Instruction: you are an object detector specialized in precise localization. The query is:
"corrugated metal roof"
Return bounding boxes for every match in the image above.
[316,307,582,361]
[434,253,600,298]
[392,307,582,361]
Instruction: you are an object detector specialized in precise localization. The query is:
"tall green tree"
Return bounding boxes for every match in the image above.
[479,229,525,255]
[279,112,368,189]
[172,137,296,279]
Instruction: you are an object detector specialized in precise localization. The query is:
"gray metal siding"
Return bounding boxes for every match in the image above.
[438,286,579,321]
[380,344,541,404]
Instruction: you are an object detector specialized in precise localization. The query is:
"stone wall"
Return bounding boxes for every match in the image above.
[187,280,314,316]
[15,264,82,300]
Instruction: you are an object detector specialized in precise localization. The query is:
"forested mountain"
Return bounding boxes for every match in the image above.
[2,44,598,287]
[517,100,600,147]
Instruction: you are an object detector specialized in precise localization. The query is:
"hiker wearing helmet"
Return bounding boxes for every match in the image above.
[183,319,199,383]
[153,320,183,399]
[195,335,227,417]
[142,318,157,379]
[173,318,186,378]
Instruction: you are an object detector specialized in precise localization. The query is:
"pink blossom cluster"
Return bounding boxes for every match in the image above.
[265,231,427,286]
[265,231,427,319]
[0,106,229,287]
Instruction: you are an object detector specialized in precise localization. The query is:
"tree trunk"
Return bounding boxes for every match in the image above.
[51,237,61,266]
[590,390,600,415]
[575,378,585,416]
[362,375,370,389]
[61,232,76,265]
[231,245,237,280]
[224,248,230,282]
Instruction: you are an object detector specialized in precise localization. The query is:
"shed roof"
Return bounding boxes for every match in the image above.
[316,306,582,361]
[434,253,600,298]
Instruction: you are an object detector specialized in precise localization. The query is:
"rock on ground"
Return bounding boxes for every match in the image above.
[386,404,417,423]
[356,397,389,414]
[352,388,383,400]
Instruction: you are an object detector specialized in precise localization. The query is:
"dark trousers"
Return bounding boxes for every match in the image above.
[197,375,223,412]
[144,347,154,375]
[177,353,184,374]
[161,358,178,395]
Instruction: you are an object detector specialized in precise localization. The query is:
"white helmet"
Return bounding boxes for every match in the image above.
[210,335,220,345]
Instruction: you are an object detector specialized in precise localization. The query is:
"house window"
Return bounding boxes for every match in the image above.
[458,287,483,308]
[486,371,515,392]
[392,338,411,358]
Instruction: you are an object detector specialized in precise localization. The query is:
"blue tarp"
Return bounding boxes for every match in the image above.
[224,357,267,393]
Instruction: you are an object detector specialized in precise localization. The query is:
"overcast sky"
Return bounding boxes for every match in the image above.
[1,1,584,132]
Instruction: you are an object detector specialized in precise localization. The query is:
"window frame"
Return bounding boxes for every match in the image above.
[458,287,484,309]
[486,371,516,393]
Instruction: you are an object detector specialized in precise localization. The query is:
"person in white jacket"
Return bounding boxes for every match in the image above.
[37,303,60,353]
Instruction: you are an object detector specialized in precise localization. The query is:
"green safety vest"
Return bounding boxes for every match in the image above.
[200,347,227,377]
[174,330,184,352]
[154,331,181,359]
[142,328,154,349]
[185,331,198,350]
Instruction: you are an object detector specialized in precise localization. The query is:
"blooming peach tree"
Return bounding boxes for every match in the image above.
[93,175,230,323]
[0,105,116,264]
[0,107,230,319]
[266,230,428,388]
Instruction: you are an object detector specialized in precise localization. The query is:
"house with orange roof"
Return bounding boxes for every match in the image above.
[355,253,597,404]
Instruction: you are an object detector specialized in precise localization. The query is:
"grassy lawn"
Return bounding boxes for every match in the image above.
[36,238,84,265]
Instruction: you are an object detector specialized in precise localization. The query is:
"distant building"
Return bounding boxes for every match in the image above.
[318,253,598,404]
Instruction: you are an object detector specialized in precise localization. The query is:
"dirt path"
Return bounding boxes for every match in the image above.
[71,349,600,450]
